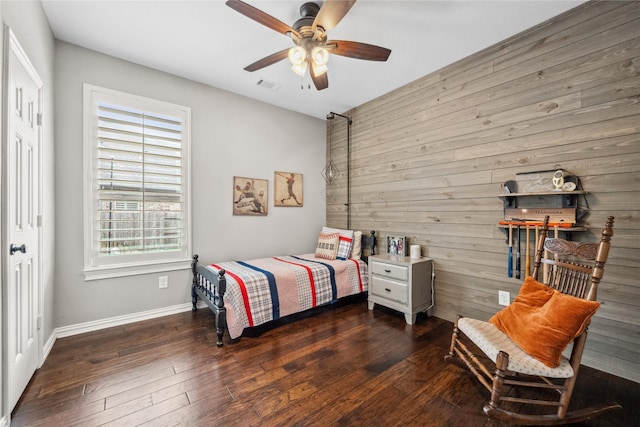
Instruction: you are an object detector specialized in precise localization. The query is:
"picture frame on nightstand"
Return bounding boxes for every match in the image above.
[386,235,406,256]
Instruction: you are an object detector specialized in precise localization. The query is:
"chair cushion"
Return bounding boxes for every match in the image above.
[458,317,574,378]
[489,276,600,368]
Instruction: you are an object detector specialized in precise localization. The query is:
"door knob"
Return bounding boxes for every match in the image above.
[10,243,26,255]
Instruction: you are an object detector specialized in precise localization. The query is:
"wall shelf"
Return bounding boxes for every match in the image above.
[497,224,587,232]
[497,190,587,198]
[498,189,587,227]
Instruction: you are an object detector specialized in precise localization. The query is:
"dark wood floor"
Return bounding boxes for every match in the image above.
[11,298,639,426]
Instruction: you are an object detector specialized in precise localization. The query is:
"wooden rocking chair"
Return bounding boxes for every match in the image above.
[445,216,621,425]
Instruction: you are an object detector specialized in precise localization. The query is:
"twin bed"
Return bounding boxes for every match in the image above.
[191,229,374,346]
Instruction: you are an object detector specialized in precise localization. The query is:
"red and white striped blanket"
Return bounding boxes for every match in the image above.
[207,254,368,339]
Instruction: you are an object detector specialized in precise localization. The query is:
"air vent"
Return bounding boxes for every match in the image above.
[256,79,281,91]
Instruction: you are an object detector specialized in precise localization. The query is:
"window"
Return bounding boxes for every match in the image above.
[83,84,191,280]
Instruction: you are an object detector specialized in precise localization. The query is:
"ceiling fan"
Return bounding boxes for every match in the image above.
[226,0,392,91]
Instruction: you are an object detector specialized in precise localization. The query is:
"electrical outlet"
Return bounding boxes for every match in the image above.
[159,276,168,289]
[498,290,510,306]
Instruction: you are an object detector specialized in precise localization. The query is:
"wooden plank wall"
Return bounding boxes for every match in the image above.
[326,1,640,382]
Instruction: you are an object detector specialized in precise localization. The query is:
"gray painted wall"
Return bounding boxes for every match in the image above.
[54,42,327,328]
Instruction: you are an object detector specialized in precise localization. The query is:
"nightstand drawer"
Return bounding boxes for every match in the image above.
[370,261,408,281]
[371,276,408,304]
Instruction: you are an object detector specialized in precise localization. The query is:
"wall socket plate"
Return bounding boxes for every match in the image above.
[159,276,168,289]
[498,290,510,306]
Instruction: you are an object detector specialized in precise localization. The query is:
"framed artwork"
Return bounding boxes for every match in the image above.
[386,235,406,256]
[233,176,268,216]
[274,171,303,207]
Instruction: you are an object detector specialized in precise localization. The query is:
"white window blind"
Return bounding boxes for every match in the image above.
[97,102,183,255]
[84,85,191,279]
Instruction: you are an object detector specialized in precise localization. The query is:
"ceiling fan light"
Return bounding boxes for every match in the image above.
[291,61,308,77]
[311,46,329,66]
[288,46,307,66]
[312,62,328,76]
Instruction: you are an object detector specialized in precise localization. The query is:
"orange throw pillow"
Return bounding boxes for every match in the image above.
[489,277,600,368]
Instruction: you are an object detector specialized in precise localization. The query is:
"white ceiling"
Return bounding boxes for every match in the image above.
[41,0,585,120]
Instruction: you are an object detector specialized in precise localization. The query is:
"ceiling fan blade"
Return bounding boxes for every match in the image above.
[244,49,290,72]
[226,0,300,38]
[328,40,391,61]
[313,0,356,32]
[309,57,328,91]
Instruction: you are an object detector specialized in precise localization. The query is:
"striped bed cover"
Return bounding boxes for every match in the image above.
[206,254,368,339]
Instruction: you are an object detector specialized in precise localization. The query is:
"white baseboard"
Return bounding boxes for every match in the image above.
[42,330,57,365]
[54,301,206,338]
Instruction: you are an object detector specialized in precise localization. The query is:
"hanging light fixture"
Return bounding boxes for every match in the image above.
[322,114,340,185]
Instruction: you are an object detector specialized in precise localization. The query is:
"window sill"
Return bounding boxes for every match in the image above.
[83,258,192,281]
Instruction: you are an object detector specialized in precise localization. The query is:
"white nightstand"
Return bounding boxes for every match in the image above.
[368,254,433,325]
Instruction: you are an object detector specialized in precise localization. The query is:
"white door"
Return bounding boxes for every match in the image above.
[4,29,43,412]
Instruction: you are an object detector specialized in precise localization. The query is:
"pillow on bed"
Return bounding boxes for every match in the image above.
[315,232,340,260]
[322,227,354,260]
[489,276,600,368]
[351,230,362,259]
